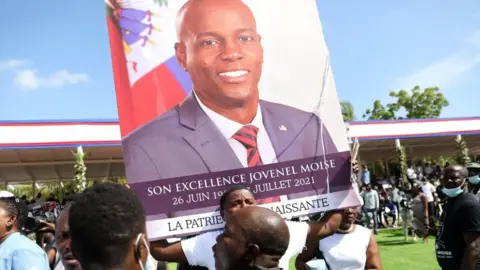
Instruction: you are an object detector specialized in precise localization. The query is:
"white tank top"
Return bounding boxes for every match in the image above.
[319,225,371,270]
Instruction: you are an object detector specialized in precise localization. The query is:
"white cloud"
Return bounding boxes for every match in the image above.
[14,69,90,90]
[393,31,480,90]
[466,31,480,47]
[0,59,28,71]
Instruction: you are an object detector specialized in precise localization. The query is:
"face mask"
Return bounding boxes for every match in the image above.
[135,233,151,270]
[469,175,480,185]
[442,180,465,198]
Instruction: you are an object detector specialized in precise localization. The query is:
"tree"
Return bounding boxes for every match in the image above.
[363,86,449,120]
[363,100,396,120]
[340,101,356,122]
[396,144,409,186]
[73,147,87,193]
[455,135,471,166]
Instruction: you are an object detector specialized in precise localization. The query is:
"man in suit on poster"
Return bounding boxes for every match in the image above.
[123,0,343,218]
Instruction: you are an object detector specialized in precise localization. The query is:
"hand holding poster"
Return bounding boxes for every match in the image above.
[105,0,361,240]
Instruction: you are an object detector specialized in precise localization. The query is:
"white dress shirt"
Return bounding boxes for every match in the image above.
[181,221,309,270]
[195,93,278,167]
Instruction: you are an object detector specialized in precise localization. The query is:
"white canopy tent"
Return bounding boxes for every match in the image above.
[0,117,479,186]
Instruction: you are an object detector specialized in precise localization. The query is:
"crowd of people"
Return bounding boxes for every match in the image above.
[1,163,480,269]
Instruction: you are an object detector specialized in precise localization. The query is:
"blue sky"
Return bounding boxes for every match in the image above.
[0,1,479,121]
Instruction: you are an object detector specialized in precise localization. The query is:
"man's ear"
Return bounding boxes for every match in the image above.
[134,235,149,266]
[244,243,260,261]
[6,215,16,229]
[174,42,188,71]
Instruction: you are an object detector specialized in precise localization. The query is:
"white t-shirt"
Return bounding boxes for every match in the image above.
[407,168,417,180]
[181,221,309,269]
[421,182,435,202]
[319,225,371,270]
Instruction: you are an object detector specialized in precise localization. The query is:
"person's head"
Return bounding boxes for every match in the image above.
[219,186,256,221]
[441,164,469,198]
[175,0,263,111]
[467,163,480,185]
[37,192,42,199]
[411,184,421,196]
[69,183,148,270]
[0,192,20,242]
[365,184,372,191]
[403,182,412,191]
[213,206,289,270]
[56,194,82,270]
[340,207,360,229]
[425,162,430,167]
[362,164,367,170]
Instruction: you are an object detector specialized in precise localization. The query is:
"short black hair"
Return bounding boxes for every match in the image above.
[16,200,28,232]
[219,185,251,212]
[0,197,19,217]
[69,183,146,268]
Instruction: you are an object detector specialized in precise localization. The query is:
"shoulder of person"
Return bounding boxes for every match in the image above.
[458,192,480,207]
[123,105,181,143]
[354,224,371,233]
[259,99,317,121]
[12,245,49,261]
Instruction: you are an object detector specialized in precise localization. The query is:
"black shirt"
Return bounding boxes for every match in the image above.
[436,192,480,270]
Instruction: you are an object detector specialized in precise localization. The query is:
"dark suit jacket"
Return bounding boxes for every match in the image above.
[123,93,338,218]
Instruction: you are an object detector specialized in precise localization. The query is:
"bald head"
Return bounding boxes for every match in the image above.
[445,164,469,177]
[214,206,288,270]
[176,0,257,41]
[237,206,289,256]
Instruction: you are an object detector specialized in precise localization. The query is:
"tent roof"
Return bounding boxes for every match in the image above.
[0,117,479,183]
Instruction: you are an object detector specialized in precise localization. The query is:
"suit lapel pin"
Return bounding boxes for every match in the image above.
[279,125,287,131]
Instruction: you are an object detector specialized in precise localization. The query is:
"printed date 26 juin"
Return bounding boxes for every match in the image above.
[173,191,211,205]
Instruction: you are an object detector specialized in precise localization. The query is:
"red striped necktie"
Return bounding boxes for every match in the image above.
[232,125,280,203]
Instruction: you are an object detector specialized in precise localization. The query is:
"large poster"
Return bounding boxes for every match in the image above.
[105,0,361,240]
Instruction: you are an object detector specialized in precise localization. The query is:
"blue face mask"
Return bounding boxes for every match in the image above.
[469,175,480,185]
[442,184,464,198]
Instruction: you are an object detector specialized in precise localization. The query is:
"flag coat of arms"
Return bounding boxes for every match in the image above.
[106,0,192,137]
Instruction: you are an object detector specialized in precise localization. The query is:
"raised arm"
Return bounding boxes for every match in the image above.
[295,236,319,270]
[307,210,342,241]
[150,239,187,263]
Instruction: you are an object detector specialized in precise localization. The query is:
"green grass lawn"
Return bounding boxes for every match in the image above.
[374,229,439,270]
[167,229,440,269]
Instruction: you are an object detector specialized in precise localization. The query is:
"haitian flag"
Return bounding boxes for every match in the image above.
[105,0,192,137]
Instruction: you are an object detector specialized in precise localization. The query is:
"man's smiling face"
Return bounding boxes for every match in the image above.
[175,0,263,109]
